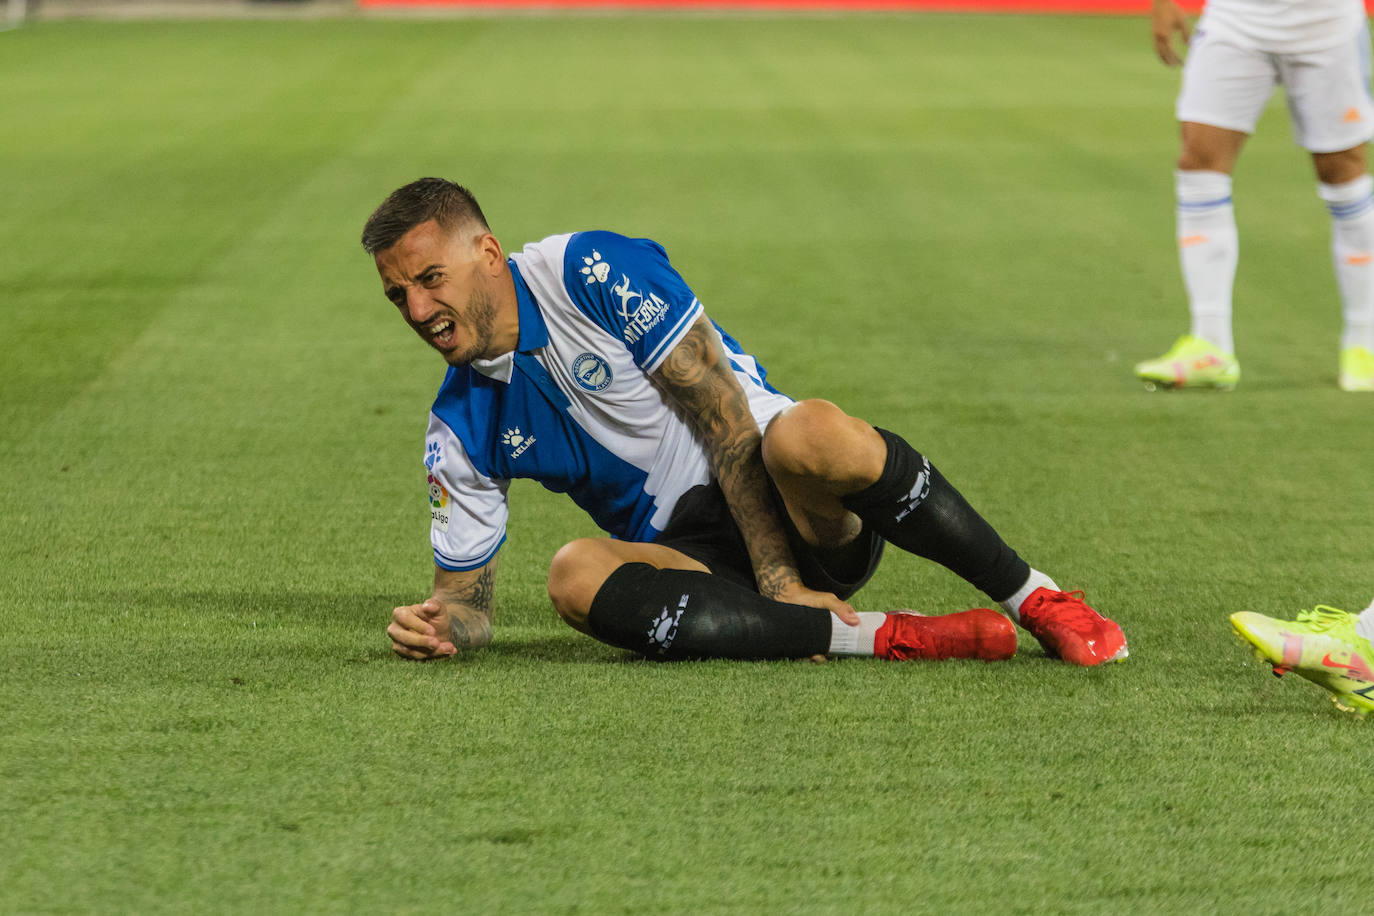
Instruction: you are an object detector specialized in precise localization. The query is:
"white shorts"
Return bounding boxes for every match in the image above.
[1176,23,1374,153]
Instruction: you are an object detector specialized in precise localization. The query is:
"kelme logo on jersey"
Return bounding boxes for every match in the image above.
[580,250,611,284]
[612,274,672,346]
[502,427,536,460]
[425,441,442,471]
[572,353,613,392]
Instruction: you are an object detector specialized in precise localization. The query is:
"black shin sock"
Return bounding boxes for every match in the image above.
[587,563,832,660]
[842,428,1029,603]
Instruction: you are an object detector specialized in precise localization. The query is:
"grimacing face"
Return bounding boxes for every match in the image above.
[373,219,508,367]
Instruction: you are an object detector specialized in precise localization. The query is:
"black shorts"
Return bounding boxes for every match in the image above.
[654,480,883,602]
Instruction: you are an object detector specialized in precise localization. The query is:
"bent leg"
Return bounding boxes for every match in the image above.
[761,401,1128,664]
[763,400,1031,604]
[760,399,885,549]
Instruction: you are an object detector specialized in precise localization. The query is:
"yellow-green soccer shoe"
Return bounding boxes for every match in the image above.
[1339,346,1374,392]
[1135,335,1240,391]
[1230,607,1374,715]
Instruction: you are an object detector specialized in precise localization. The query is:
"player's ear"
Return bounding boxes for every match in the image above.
[475,232,504,273]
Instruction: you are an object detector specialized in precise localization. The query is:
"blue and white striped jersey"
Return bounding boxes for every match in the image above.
[422,231,795,571]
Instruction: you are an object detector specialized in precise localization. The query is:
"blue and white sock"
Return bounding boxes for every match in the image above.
[1176,170,1238,355]
[1319,175,1374,352]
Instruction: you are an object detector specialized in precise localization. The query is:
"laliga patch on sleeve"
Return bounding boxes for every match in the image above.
[428,473,451,532]
[425,439,450,531]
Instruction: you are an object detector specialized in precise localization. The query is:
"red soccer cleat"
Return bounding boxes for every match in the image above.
[874,608,1017,661]
[1018,588,1127,666]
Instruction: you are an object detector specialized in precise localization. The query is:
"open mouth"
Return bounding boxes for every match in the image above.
[427,319,456,350]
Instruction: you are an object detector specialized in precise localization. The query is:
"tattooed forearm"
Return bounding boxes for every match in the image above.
[654,316,801,599]
[432,558,498,650]
[446,609,492,650]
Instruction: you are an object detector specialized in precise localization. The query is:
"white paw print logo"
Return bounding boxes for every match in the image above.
[581,250,611,285]
[502,428,525,449]
[646,597,688,654]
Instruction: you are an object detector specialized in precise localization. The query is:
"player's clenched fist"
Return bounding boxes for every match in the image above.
[388,599,458,660]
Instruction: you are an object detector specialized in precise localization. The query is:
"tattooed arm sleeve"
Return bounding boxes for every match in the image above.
[431,557,499,650]
[651,314,802,600]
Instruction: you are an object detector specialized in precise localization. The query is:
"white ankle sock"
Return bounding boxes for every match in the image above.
[828,611,889,656]
[1320,175,1374,351]
[1176,170,1238,354]
[1356,598,1374,644]
[999,569,1058,623]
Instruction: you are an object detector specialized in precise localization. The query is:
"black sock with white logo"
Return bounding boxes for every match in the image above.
[587,563,832,660]
[842,428,1029,603]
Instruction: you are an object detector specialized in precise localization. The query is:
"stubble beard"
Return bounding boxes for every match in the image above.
[442,281,499,368]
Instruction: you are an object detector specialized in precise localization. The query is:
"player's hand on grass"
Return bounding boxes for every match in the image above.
[775,581,859,627]
[388,598,458,660]
[1151,0,1190,66]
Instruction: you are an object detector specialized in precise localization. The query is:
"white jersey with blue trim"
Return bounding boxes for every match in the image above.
[1198,0,1365,53]
[421,231,795,572]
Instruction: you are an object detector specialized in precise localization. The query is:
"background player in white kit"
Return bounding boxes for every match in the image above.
[1137,0,1374,391]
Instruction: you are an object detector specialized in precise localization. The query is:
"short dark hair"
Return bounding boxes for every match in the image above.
[360,178,490,254]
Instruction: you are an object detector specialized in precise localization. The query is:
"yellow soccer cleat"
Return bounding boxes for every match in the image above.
[1230,607,1374,715]
[1339,346,1374,392]
[1135,335,1240,391]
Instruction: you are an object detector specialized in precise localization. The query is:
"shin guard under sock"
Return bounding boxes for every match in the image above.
[842,428,1030,603]
[587,563,832,660]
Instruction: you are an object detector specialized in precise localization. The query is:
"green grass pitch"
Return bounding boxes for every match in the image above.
[3,12,1374,913]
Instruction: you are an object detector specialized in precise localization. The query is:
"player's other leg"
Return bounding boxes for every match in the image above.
[1286,24,1374,389]
[760,400,1126,666]
[1313,146,1374,391]
[1135,121,1246,390]
[546,536,1014,662]
[1230,602,1374,714]
[1137,35,1274,390]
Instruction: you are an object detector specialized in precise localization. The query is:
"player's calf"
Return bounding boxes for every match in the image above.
[548,538,708,635]
[584,562,1017,662]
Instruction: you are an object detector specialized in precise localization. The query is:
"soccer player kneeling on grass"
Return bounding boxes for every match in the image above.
[364,179,1128,666]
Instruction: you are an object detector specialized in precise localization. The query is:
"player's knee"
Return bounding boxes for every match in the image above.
[1177,123,1243,173]
[547,539,611,634]
[1176,150,1212,172]
[763,399,845,477]
[763,399,885,488]
[1313,147,1367,185]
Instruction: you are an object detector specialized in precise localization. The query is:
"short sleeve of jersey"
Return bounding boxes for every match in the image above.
[424,415,509,571]
[561,231,704,373]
